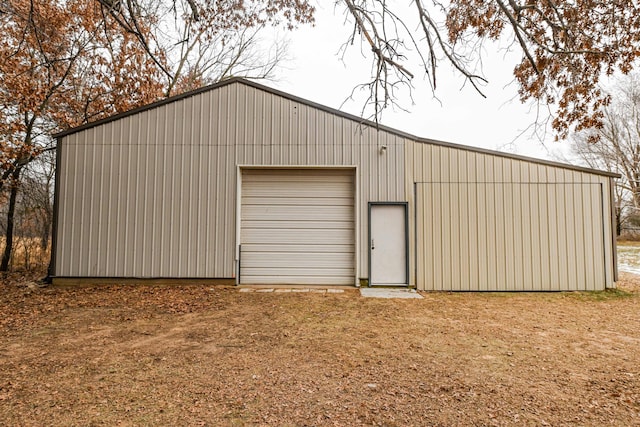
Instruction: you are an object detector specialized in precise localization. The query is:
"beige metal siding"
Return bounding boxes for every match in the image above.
[240,169,355,285]
[407,142,615,291]
[55,82,405,278]
[416,183,605,291]
[56,116,236,278]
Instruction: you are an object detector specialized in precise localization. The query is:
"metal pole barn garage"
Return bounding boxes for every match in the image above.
[49,78,618,291]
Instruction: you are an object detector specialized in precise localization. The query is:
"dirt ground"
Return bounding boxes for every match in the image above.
[1,274,640,426]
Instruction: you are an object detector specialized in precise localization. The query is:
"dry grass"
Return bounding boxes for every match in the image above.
[618,240,640,247]
[0,236,49,271]
[1,275,640,426]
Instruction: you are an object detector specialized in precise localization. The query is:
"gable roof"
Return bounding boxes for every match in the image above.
[54,77,619,178]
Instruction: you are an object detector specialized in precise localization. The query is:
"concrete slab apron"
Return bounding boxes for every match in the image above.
[359,288,423,299]
[238,288,345,294]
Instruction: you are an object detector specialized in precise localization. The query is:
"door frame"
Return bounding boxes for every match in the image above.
[368,202,409,286]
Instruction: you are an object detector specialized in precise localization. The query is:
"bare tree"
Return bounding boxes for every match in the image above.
[95,0,309,96]
[571,73,640,235]
[0,152,55,270]
[164,24,290,96]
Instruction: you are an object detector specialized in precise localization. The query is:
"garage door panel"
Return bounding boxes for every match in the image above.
[242,170,353,182]
[241,252,354,268]
[242,205,353,221]
[242,267,354,277]
[241,228,354,245]
[241,243,354,253]
[242,196,353,206]
[240,275,352,285]
[242,220,354,230]
[242,179,353,189]
[240,169,355,285]
[242,183,353,197]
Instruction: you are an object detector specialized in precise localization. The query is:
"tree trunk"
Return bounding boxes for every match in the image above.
[616,208,623,236]
[40,222,50,251]
[40,193,52,251]
[1,169,21,272]
[631,186,640,210]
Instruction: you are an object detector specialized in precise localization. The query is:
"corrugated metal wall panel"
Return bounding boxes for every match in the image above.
[407,141,615,291]
[415,182,605,291]
[55,82,405,278]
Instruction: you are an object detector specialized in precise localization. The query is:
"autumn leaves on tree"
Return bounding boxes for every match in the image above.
[341,1,640,139]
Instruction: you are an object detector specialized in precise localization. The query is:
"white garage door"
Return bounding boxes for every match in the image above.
[240,169,355,285]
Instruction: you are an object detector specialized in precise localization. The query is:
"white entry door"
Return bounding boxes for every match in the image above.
[370,204,408,286]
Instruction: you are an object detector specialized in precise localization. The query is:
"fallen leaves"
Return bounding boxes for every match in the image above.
[1,273,640,425]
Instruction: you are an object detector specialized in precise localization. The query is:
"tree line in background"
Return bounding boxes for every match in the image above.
[2,0,640,273]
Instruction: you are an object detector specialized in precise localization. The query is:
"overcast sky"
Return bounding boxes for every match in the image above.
[265,3,564,161]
